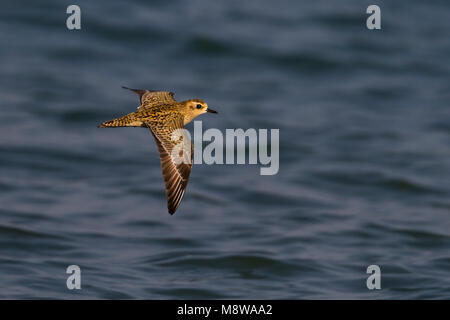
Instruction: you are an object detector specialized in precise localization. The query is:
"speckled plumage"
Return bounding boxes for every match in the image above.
[98,86,218,215]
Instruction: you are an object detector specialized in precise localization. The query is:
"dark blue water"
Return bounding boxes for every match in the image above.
[1,0,449,299]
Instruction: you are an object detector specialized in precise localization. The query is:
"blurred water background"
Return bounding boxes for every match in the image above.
[0,0,449,299]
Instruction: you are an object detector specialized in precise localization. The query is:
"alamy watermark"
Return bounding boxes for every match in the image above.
[366,265,381,290]
[66,5,81,30]
[171,121,279,175]
[66,265,81,290]
[366,5,381,30]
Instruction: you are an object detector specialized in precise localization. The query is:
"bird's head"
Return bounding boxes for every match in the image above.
[183,99,218,123]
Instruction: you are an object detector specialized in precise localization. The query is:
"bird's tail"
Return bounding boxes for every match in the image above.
[97,114,141,128]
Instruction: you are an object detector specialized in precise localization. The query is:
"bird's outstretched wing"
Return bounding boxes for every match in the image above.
[145,114,192,215]
[122,86,176,110]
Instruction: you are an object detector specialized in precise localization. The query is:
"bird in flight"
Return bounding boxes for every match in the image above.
[98,86,218,215]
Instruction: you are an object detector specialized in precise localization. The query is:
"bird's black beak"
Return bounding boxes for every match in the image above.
[207,108,218,114]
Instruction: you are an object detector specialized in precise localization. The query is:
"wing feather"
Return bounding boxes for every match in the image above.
[122,86,176,110]
[145,115,192,214]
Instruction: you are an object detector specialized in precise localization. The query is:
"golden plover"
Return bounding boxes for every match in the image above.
[98,86,218,215]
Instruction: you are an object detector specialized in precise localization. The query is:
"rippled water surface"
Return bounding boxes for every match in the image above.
[0,0,449,299]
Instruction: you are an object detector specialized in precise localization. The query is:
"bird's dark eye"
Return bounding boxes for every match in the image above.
[196,104,202,109]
